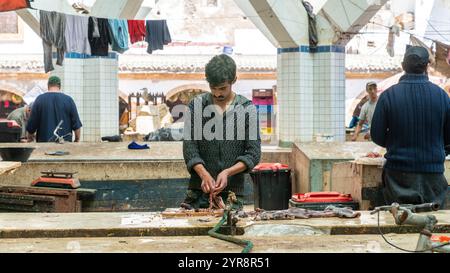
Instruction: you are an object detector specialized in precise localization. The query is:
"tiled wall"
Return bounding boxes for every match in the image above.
[277,46,346,145]
[52,53,119,142]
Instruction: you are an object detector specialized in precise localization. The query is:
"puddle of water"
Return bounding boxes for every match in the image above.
[245,224,329,236]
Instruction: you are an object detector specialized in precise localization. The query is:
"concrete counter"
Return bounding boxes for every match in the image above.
[0,210,449,239]
[0,142,291,211]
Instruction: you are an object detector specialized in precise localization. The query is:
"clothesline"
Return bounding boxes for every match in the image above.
[38,9,172,73]
[1,0,165,21]
[368,21,449,45]
[1,1,174,73]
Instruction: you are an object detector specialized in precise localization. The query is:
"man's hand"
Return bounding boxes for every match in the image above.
[213,169,229,195]
[351,134,358,141]
[200,172,216,194]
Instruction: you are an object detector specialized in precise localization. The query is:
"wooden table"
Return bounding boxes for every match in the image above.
[331,158,384,210]
[331,158,450,210]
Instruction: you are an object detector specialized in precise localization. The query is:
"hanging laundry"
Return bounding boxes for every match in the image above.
[302,1,318,49]
[40,10,66,73]
[145,20,172,54]
[0,0,30,12]
[410,35,435,65]
[127,20,146,44]
[88,17,111,56]
[107,19,129,54]
[435,42,450,78]
[65,15,91,55]
[386,24,400,57]
[91,17,101,38]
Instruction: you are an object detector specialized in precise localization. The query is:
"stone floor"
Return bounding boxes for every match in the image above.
[2,234,446,253]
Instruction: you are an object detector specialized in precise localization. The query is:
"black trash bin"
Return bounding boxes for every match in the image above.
[250,163,292,210]
[0,119,21,143]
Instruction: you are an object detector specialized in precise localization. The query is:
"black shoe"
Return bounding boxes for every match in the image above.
[101,135,122,142]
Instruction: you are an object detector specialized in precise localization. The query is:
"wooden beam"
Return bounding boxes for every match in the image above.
[118,72,277,80]
[0,72,397,81]
[0,73,49,80]
[345,72,398,79]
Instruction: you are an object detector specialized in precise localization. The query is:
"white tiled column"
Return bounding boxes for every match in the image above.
[52,53,119,142]
[98,57,119,140]
[277,45,346,146]
[313,47,346,142]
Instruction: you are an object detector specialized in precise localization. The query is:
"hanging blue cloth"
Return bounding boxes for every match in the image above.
[107,19,129,53]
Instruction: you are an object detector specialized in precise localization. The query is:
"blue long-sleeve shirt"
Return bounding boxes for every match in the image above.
[26,92,82,142]
[371,73,450,173]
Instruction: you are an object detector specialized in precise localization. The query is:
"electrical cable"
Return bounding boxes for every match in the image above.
[376,211,450,253]
[426,20,450,42]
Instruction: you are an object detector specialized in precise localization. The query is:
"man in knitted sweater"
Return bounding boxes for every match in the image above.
[371,46,450,207]
[181,54,261,209]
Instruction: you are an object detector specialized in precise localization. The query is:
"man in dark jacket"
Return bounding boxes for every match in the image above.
[371,46,450,207]
[182,54,261,209]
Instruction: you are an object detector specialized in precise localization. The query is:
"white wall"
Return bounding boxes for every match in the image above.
[0,17,43,54]
[234,29,276,55]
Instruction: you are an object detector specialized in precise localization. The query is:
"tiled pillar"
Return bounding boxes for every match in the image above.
[52,53,119,142]
[277,45,346,147]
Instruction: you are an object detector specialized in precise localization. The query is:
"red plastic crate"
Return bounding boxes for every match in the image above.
[252,163,289,172]
[252,97,274,105]
[291,192,354,203]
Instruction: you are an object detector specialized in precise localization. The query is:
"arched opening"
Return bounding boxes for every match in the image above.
[0,88,25,119]
[165,84,209,122]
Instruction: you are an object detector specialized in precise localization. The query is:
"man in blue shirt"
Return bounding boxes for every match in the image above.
[27,76,82,142]
[371,46,450,207]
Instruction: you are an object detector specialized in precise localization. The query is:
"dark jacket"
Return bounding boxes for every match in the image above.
[183,93,261,195]
[371,73,450,173]
[88,17,111,56]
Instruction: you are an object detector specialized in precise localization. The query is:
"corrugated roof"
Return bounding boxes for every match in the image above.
[0,54,402,73]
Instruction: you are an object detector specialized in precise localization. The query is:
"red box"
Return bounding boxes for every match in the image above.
[291,192,354,203]
[252,89,273,98]
[252,97,274,105]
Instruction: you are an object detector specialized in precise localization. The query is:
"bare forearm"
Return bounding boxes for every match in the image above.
[354,124,362,137]
[224,162,247,176]
[74,129,81,142]
[193,164,211,180]
[351,123,363,141]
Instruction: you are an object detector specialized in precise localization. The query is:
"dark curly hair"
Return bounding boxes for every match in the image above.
[205,54,237,87]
